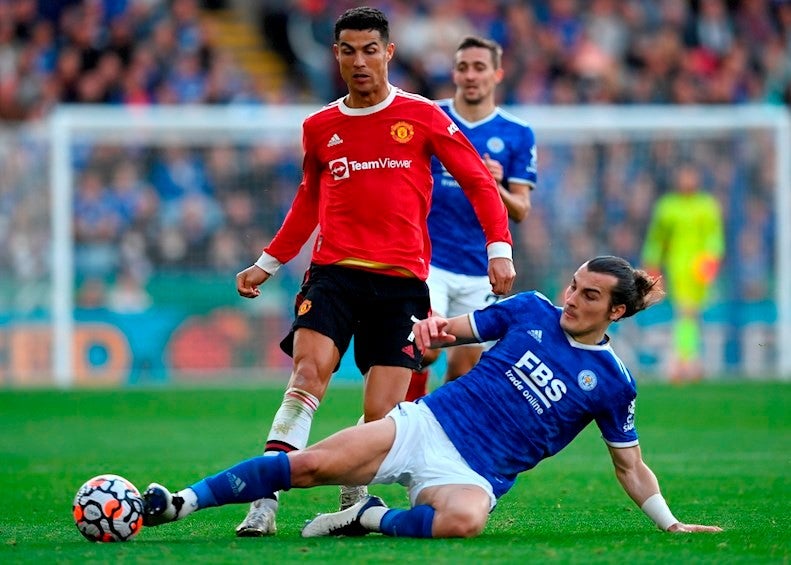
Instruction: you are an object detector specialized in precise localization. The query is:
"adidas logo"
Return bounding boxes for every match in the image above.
[226,472,247,495]
[327,133,343,147]
[527,329,543,343]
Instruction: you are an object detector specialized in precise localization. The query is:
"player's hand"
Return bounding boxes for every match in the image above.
[488,257,516,296]
[666,522,723,533]
[694,254,720,284]
[413,316,456,354]
[236,265,271,298]
[483,153,503,184]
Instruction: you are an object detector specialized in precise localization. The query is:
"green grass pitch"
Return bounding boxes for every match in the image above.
[0,381,788,564]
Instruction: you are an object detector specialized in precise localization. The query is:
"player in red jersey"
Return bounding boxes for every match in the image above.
[233,6,515,537]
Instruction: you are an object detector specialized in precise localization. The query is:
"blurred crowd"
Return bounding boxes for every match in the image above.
[1,0,790,120]
[269,0,791,106]
[0,0,258,121]
[0,0,785,316]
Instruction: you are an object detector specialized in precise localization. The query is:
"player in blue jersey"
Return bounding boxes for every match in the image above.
[141,256,721,538]
[407,36,537,401]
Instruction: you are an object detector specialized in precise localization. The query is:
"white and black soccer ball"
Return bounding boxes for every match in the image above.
[73,474,144,542]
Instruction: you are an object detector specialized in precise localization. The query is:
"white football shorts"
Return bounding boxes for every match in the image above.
[427,264,498,318]
[371,401,496,510]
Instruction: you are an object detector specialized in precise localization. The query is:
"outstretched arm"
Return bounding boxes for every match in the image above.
[413,315,478,355]
[607,445,722,533]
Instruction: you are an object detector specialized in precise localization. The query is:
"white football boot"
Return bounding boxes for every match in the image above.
[302,495,387,537]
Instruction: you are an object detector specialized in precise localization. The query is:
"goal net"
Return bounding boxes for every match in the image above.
[0,104,788,386]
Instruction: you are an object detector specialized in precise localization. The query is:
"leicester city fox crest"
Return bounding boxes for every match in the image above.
[577,370,597,391]
[486,137,505,154]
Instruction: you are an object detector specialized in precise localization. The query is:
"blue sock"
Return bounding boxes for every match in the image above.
[189,452,291,509]
[379,505,435,538]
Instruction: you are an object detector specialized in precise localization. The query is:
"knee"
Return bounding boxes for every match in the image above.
[290,359,327,392]
[289,450,322,487]
[437,508,488,538]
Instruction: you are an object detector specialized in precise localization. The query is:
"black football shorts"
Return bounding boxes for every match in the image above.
[280,264,430,373]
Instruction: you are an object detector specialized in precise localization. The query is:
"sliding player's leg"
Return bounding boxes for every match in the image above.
[144,417,397,526]
[304,402,495,538]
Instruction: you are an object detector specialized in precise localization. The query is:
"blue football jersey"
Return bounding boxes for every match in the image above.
[422,291,639,499]
[428,100,537,276]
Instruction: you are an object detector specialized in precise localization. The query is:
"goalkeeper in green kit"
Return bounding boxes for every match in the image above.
[641,163,724,382]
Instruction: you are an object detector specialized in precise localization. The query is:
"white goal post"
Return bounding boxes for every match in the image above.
[48,104,791,385]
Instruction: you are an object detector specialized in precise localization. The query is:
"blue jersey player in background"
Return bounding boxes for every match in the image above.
[408,36,537,401]
[141,256,722,538]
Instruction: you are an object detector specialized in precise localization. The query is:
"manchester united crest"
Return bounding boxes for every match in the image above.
[298,299,312,316]
[390,121,414,143]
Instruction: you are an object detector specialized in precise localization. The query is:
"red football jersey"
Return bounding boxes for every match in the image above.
[264,87,511,280]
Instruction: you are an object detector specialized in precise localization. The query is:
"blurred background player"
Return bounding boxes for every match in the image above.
[406,36,536,401]
[233,7,514,536]
[641,163,724,382]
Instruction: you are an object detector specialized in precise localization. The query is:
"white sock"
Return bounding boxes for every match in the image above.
[360,506,388,531]
[265,387,320,452]
[174,488,199,519]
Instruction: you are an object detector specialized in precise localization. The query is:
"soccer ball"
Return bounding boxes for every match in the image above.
[73,474,144,542]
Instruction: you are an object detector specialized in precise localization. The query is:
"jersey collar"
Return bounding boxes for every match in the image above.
[337,84,397,116]
[446,99,499,129]
[563,331,612,350]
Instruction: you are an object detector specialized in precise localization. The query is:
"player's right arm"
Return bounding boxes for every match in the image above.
[237,127,321,298]
[641,196,670,275]
[236,264,271,298]
[607,444,722,533]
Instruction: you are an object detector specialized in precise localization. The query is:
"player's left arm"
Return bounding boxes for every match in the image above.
[484,151,531,222]
[607,444,722,533]
[497,178,532,222]
[413,314,478,354]
[694,198,726,284]
[704,197,726,263]
[482,124,535,223]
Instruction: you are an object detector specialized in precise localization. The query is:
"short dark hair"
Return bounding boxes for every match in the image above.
[586,255,665,319]
[334,6,389,43]
[457,36,503,69]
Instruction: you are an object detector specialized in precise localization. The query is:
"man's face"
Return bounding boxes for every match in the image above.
[334,29,393,98]
[452,46,503,105]
[676,165,699,194]
[560,263,623,344]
